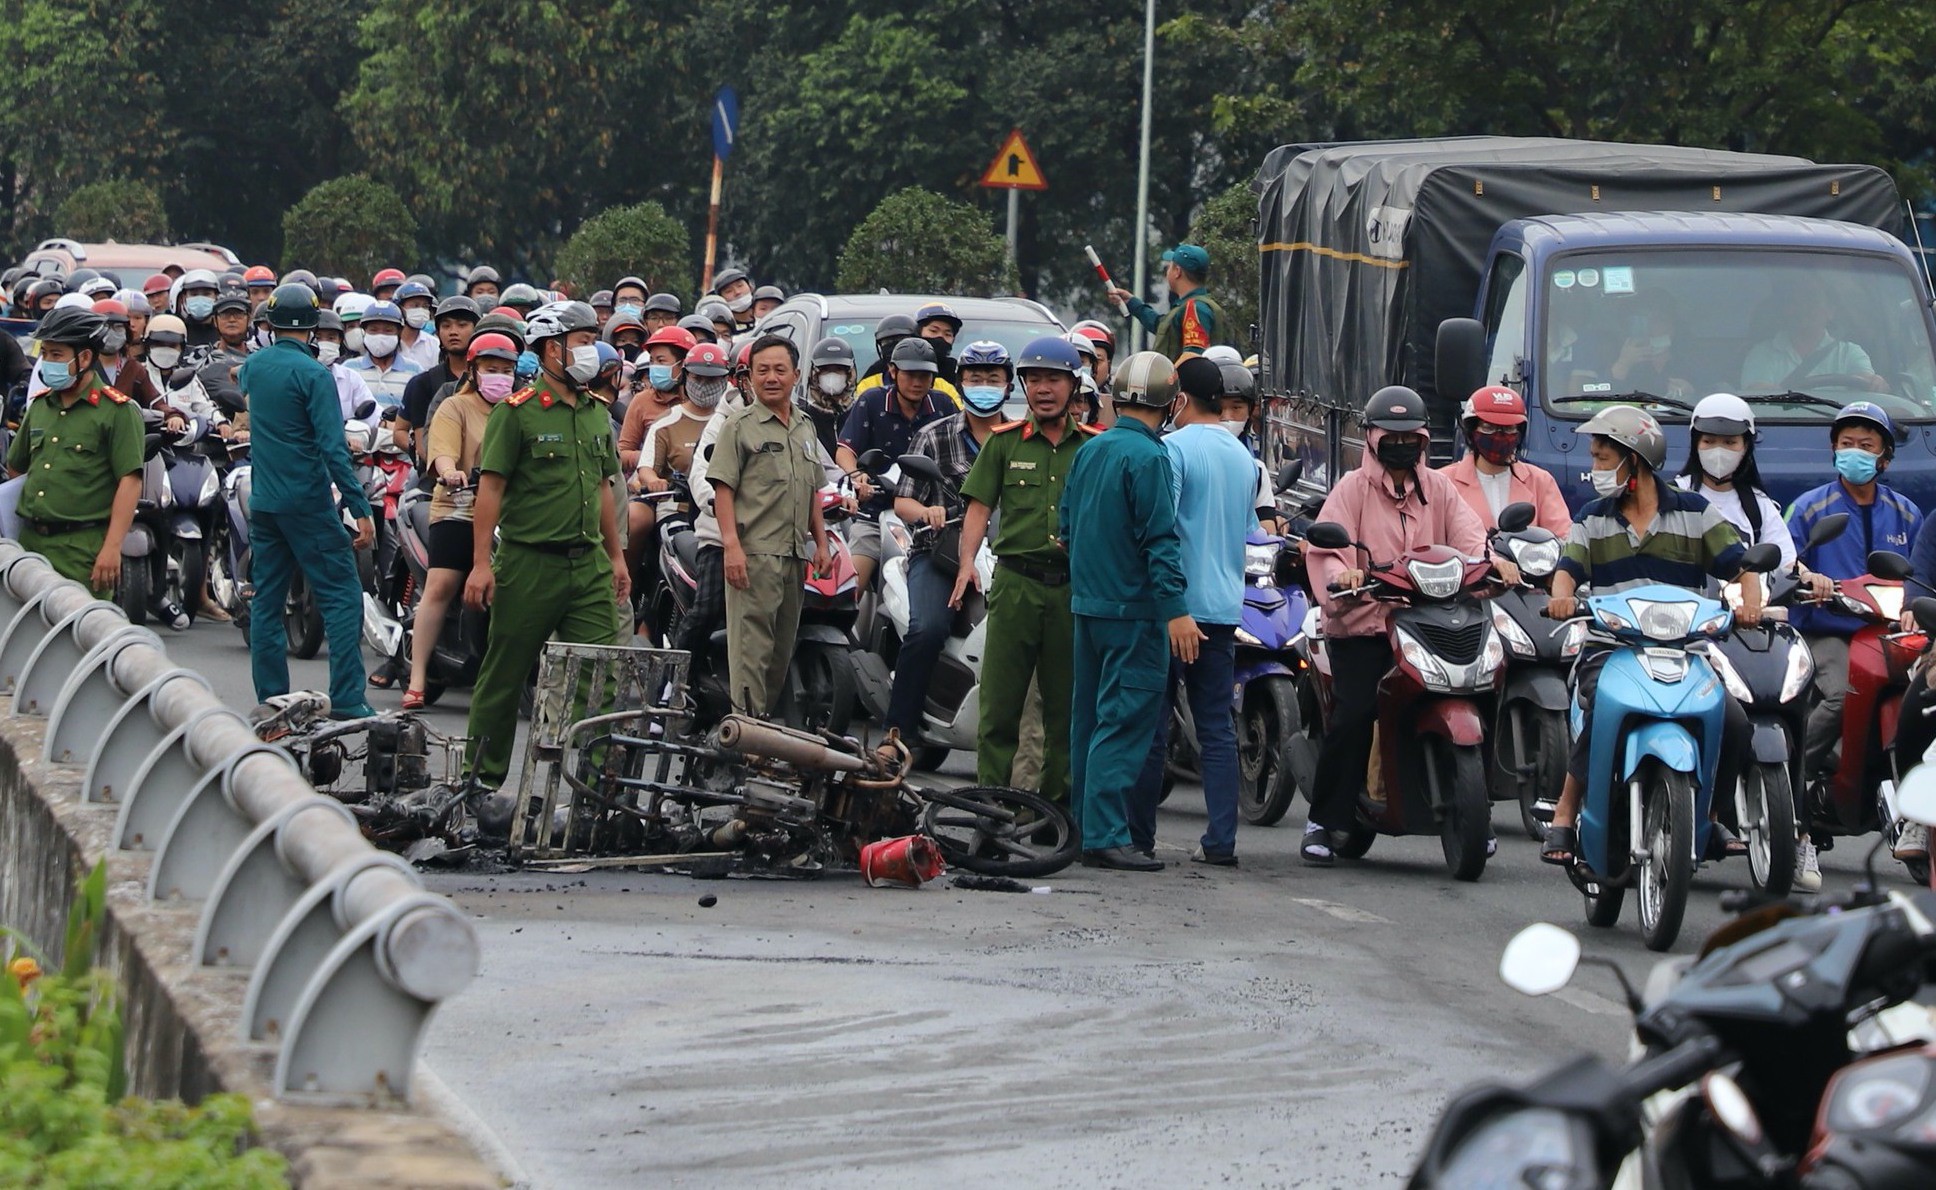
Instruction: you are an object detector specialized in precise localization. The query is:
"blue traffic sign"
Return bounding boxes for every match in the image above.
[711,87,739,161]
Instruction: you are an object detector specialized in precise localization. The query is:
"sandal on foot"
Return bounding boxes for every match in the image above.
[1541,824,1577,867]
[401,689,426,710]
[1707,823,1748,860]
[368,669,400,690]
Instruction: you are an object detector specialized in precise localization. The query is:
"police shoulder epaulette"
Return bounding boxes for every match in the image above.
[991,419,1027,433]
[100,386,131,404]
[505,386,540,407]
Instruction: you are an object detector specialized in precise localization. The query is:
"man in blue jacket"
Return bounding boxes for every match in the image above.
[240,284,376,718]
[1060,351,1195,871]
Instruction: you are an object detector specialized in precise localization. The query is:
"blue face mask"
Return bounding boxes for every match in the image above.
[615,304,643,318]
[962,385,1006,414]
[37,358,73,391]
[184,295,215,320]
[646,364,676,391]
[515,350,539,381]
[1835,447,1881,485]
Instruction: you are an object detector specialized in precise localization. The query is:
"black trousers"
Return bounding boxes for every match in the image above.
[1310,636,1391,831]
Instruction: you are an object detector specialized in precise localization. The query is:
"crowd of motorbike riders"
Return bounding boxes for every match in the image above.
[9,255,1936,899]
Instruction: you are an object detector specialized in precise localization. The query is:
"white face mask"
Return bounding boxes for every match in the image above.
[816,371,849,396]
[315,341,342,366]
[148,345,182,370]
[1589,462,1627,498]
[404,308,431,330]
[727,293,753,314]
[1220,420,1244,436]
[1698,446,1742,480]
[344,327,365,355]
[363,332,399,359]
[566,343,602,384]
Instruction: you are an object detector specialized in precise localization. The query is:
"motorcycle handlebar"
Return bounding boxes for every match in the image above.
[1618,1034,1726,1105]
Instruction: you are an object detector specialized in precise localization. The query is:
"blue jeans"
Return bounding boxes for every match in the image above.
[249,506,367,712]
[1131,624,1240,856]
[886,553,955,735]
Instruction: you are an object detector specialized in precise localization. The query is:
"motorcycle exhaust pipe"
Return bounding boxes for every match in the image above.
[714,715,865,772]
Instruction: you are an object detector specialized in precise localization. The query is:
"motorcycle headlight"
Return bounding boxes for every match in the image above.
[1491,602,1535,658]
[1824,1051,1934,1136]
[1780,634,1816,703]
[1395,625,1451,692]
[1407,556,1464,600]
[1874,585,1906,622]
[1559,619,1587,659]
[1245,542,1280,585]
[1630,598,1698,642]
[198,467,220,507]
[1705,644,1752,703]
[1510,538,1560,579]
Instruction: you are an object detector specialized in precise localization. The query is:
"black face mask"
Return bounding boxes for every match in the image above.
[618,342,642,362]
[1375,436,1423,471]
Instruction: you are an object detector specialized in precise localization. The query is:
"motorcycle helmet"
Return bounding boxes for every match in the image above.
[1364,385,1429,433]
[684,341,732,378]
[956,339,1013,377]
[34,305,107,349]
[1832,400,1899,459]
[467,331,521,363]
[914,302,962,335]
[678,314,717,342]
[645,292,681,316]
[644,325,697,356]
[523,300,599,343]
[1070,320,1117,355]
[873,313,917,358]
[433,294,481,324]
[1575,404,1668,471]
[1689,392,1755,439]
[500,282,544,312]
[1114,351,1179,409]
[462,265,501,295]
[709,267,749,296]
[1462,385,1528,429]
[263,282,321,330]
[888,336,939,374]
[1014,336,1083,377]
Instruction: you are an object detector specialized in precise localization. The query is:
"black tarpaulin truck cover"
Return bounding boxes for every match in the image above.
[1255,136,1903,410]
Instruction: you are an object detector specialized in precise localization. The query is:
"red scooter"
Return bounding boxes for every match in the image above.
[1292,519,1508,881]
[781,489,861,735]
[1814,550,1928,843]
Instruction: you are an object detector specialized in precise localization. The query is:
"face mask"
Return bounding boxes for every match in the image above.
[1471,429,1519,467]
[1698,446,1743,480]
[962,385,1006,414]
[102,329,128,355]
[477,373,516,403]
[404,308,431,330]
[726,293,752,314]
[618,342,641,362]
[37,359,73,391]
[1835,447,1881,485]
[646,363,676,391]
[816,371,849,397]
[1589,462,1628,498]
[184,296,215,320]
[1220,419,1244,436]
[148,345,181,370]
[925,336,952,361]
[344,327,365,354]
[516,350,539,381]
[314,341,341,366]
[1374,435,1423,471]
[615,304,642,318]
[363,333,399,359]
[566,343,602,384]
[687,375,729,409]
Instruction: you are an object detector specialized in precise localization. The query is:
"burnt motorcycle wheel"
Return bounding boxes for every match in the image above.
[1237,676,1299,826]
[284,571,324,659]
[1639,765,1695,952]
[919,785,1078,877]
[1739,763,1796,897]
[1437,740,1492,882]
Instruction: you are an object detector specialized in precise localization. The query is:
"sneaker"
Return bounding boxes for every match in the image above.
[1794,836,1822,893]
[328,702,379,721]
[1895,822,1930,862]
[1190,845,1238,868]
[1300,823,1334,867]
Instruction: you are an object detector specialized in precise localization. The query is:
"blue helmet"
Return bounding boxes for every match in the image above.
[361,300,405,328]
[1833,401,1899,457]
[594,340,621,370]
[392,281,434,304]
[1014,335,1081,377]
[958,339,1012,375]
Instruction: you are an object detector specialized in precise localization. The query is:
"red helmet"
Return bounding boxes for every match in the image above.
[142,272,173,296]
[243,265,276,286]
[734,341,754,371]
[488,305,525,320]
[1463,385,1527,427]
[467,332,521,363]
[1071,321,1116,353]
[643,325,697,354]
[684,341,732,377]
[90,298,129,323]
[371,267,406,290]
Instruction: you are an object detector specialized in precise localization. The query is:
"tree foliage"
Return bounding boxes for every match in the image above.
[1186,180,1260,353]
[553,203,693,303]
[837,189,1017,295]
[55,181,173,245]
[280,176,418,281]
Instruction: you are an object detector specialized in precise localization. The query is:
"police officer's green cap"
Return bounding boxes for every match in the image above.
[1160,244,1211,276]
[264,282,321,330]
[888,336,939,374]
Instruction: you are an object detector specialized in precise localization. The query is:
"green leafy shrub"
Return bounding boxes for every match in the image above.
[1187,178,1259,353]
[552,202,693,305]
[836,188,1018,295]
[53,180,171,245]
[0,862,285,1189]
[280,176,418,283]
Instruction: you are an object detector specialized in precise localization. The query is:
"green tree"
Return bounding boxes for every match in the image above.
[280,176,418,281]
[1187,179,1258,353]
[54,180,172,244]
[553,203,693,302]
[836,188,1017,295]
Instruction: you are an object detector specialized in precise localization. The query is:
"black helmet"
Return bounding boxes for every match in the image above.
[317,277,347,305]
[66,267,102,289]
[472,311,527,349]
[888,336,939,374]
[34,305,106,349]
[27,278,68,305]
[810,336,855,370]
[874,313,916,351]
[433,294,481,323]
[264,282,321,330]
[612,276,648,298]
[710,267,749,294]
[315,309,345,333]
[645,292,681,316]
[914,302,962,334]
[678,314,717,342]
[589,289,615,310]
[1364,385,1428,432]
[753,284,785,303]
[1218,362,1257,404]
[279,268,321,295]
[463,265,500,292]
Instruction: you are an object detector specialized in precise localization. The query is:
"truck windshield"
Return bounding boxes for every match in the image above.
[1539,249,1936,424]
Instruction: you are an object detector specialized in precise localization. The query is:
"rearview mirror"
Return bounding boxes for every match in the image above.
[1869,550,1914,582]
[1304,522,1354,551]
[1499,923,1581,996]
[1805,512,1849,552]
[1739,543,1781,575]
[1915,597,1936,637]
[1435,317,1486,406]
[1496,501,1536,534]
[1275,459,1303,492]
[896,453,943,484]
[859,448,889,471]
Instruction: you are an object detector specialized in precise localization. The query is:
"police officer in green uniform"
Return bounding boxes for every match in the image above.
[464,300,627,790]
[1060,352,1194,870]
[5,306,144,590]
[950,336,1099,804]
[711,334,832,717]
[242,283,377,718]
[1107,243,1225,362]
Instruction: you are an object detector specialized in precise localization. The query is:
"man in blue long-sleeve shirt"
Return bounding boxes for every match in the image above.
[238,284,376,718]
[1060,351,1196,871]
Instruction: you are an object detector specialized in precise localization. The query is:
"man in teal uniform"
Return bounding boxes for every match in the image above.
[6,306,145,590]
[1060,351,1194,870]
[240,283,376,717]
[464,300,627,791]
[1107,243,1224,362]
[950,336,1099,804]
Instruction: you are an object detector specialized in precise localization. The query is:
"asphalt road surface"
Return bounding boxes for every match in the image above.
[161,621,1893,1188]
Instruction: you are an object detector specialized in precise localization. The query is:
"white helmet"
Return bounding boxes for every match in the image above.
[1690,392,1755,438]
[1202,345,1244,367]
[524,300,599,343]
[177,268,219,293]
[53,292,94,310]
[333,292,374,323]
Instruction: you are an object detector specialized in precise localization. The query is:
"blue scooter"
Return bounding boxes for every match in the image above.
[1564,543,1780,951]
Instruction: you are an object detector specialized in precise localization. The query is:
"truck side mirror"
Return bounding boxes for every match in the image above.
[1435,318,1486,406]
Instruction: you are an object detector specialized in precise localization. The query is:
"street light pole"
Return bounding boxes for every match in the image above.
[1130,0,1156,351]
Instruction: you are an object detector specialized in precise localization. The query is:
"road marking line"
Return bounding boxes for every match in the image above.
[1288,897,1391,925]
[1553,987,1629,1017]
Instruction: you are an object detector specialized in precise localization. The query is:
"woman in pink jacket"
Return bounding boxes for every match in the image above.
[1300,386,1489,866]
[1438,386,1573,535]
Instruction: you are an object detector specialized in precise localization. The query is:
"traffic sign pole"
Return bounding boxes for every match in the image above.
[702,155,724,292]
[979,129,1046,273]
[1005,189,1019,265]
[704,86,739,294]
